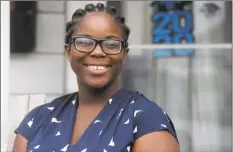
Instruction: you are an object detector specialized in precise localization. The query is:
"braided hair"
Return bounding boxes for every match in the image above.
[65,3,130,50]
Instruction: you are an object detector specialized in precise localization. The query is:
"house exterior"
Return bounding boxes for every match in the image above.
[2,1,232,152]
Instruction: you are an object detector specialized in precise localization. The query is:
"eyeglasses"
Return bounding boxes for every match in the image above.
[70,36,125,55]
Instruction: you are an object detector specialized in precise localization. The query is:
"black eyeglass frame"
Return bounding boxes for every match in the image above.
[70,36,126,55]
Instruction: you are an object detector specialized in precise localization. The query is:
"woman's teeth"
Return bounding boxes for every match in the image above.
[87,65,108,70]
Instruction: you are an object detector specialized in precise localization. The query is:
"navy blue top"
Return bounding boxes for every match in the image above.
[15,88,178,152]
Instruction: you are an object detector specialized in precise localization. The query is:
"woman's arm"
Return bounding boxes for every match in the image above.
[13,134,28,152]
[132,131,180,152]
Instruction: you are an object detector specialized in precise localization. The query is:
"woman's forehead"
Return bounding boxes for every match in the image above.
[73,12,123,39]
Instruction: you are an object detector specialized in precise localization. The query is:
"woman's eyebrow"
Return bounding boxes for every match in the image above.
[73,34,121,40]
[74,34,92,38]
[105,35,121,39]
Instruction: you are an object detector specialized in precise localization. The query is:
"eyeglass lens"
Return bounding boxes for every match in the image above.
[74,37,122,54]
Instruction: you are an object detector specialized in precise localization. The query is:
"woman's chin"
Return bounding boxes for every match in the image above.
[88,84,106,89]
[85,80,110,89]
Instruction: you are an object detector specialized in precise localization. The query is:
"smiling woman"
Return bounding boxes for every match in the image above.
[13,3,180,152]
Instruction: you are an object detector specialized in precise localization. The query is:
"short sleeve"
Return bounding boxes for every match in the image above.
[133,97,178,142]
[14,106,42,141]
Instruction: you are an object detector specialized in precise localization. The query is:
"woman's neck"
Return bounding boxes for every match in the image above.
[77,79,120,106]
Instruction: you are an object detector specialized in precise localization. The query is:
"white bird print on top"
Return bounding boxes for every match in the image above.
[81,148,87,152]
[161,124,167,128]
[72,100,76,105]
[103,149,108,152]
[51,117,62,123]
[127,145,131,152]
[130,100,134,104]
[134,110,142,117]
[108,137,115,146]
[60,144,69,152]
[133,126,138,133]
[94,120,102,124]
[34,145,40,149]
[27,118,34,128]
[56,131,61,136]
[47,107,54,111]
[109,98,113,104]
[124,119,129,124]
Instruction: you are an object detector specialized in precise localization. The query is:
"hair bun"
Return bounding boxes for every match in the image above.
[120,17,125,23]
[96,3,105,11]
[72,9,85,19]
[109,6,116,14]
[106,6,116,16]
[85,3,96,12]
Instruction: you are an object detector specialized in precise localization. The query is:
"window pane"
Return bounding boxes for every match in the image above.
[121,48,232,152]
[122,1,232,45]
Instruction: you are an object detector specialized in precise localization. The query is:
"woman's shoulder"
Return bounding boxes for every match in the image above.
[127,89,164,111]
[128,89,173,122]
[30,92,77,116]
[14,92,77,141]
[125,89,178,141]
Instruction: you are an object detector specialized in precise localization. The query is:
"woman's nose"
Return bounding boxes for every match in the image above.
[90,44,106,57]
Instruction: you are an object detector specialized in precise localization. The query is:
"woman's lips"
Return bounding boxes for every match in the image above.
[84,64,111,75]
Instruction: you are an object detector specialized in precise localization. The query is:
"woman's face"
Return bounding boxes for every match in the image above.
[65,12,128,89]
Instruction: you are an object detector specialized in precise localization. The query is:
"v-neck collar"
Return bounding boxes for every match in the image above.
[66,88,128,151]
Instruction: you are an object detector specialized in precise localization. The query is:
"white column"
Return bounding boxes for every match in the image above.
[1,1,10,151]
[65,1,106,93]
[122,1,145,57]
[192,1,225,151]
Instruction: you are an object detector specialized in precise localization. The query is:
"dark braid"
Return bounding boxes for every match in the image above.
[65,3,130,50]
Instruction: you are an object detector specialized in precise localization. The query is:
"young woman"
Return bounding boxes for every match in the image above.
[13,3,180,152]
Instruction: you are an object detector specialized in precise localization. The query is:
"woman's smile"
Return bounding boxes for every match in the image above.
[84,64,111,75]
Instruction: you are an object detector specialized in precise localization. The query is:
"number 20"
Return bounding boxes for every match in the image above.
[152,10,193,36]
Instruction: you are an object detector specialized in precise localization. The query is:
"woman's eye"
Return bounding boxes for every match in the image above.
[75,38,94,46]
[105,41,120,47]
[77,41,91,45]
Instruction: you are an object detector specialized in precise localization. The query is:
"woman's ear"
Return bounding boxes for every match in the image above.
[64,44,71,62]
